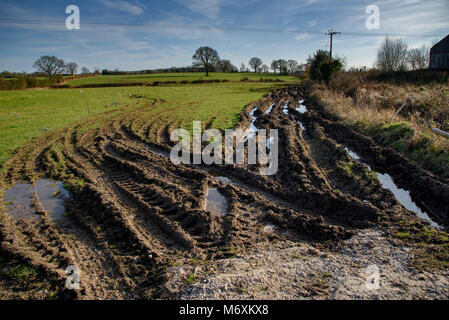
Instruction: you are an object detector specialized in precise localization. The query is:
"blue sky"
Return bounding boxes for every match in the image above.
[0,0,448,72]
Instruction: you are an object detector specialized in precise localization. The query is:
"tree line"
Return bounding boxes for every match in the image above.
[0,36,437,90]
[192,46,306,77]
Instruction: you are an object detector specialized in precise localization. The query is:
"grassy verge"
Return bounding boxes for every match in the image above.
[310,75,449,179]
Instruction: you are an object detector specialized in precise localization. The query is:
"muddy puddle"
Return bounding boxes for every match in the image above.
[263,223,277,233]
[296,100,308,114]
[344,147,361,161]
[344,147,442,229]
[244,107,259,143]
[264,103,274,115]
[283,104,289,115]
[266,136,274,151]
[298,121,306,131]
[204,187,227,216]
[3,179,71,223]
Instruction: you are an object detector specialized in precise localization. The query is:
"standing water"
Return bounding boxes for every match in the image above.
[244,107,259,143]
[205,187,227,216]
[296,100,308,114]
[3,179,71,222]
[344,147,442,229]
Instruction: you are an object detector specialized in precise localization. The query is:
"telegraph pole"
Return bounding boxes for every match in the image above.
[325,29,341,59]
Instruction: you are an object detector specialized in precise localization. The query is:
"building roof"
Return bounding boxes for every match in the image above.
[430,34,449,55]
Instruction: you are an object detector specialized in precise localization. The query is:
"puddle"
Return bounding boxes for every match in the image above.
[282,104,289,115]
[264,104,274,115]
[208,170,243,188]
[216,176,232,184]
[3,183,36,220]
[263,223,276,232]
[3,179,71,222]
[296,100,308,114]
[266,136,274,151]
[344,147,361,161]
[205,187,227,216]
[376,173,441,229]
[297,121,306,131]
[343,147,442,229]
[244,107,259,143]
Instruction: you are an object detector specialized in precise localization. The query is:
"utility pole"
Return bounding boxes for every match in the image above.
[325,29,341,59]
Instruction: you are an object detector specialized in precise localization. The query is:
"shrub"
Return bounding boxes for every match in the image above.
[307,50,343,84]
[329,72,363,98]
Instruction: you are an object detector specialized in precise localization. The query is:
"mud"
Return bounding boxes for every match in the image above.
[1,86,448,299]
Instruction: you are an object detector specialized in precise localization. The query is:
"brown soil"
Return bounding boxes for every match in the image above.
[1,86,448,299]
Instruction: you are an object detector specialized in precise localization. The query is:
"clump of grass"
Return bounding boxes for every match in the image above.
[6,265,38,282]
[185,273,197,284]
[64,178,86,194]
[396,232,411,240]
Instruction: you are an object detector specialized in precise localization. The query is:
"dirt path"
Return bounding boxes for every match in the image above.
[1,87,448,299]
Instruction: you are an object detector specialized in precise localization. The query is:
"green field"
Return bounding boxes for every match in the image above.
[64,72,299,87]
[0,82,285,165]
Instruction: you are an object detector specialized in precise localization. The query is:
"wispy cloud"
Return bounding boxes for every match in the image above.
[175,0,222,19]
[307,20,317,28]
[100,0,144,16]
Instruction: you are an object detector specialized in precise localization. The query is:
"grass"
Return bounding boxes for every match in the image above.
[0,82,284,165]
[64,72,299,87]
[185,273,197,284]
[396,232,411,240]
[5,265,38,282]
[312,78,449,179]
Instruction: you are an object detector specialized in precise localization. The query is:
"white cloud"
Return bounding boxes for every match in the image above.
[100,0,144,16]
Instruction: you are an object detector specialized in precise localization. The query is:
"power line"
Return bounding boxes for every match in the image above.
[0,18,445,38]
[325,29,341,59]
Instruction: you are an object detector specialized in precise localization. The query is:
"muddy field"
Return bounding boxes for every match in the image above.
[1,85,448,299]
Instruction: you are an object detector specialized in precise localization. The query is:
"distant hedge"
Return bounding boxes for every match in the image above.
[0,74,95,90]
[0,74,64,90]
[56,77,285,89]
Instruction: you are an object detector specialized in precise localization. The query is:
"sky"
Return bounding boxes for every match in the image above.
[0,0,448,73]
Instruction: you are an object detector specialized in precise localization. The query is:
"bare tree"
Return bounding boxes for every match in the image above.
[248,57,263,73]
[375,37,409,71]
[66,62,78,76]
[408,45,429,70]
[32,56,66,77]
[81,67,90,74]
[260,64,269,73]
[240,63,247,72]
[192,46,220,77]
[287,59,299,74]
